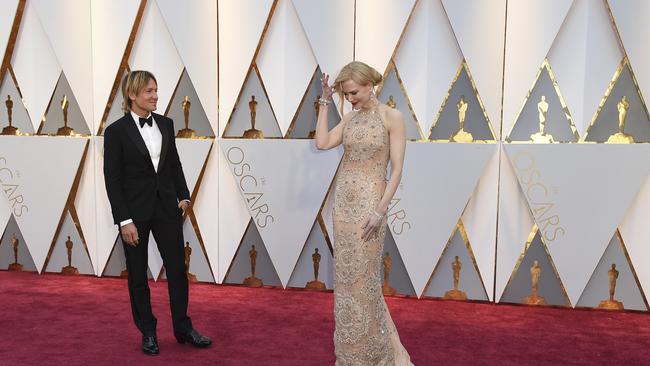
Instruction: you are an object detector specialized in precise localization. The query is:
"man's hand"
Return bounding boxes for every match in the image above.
[121,223,139,247]
[178,200,190,215]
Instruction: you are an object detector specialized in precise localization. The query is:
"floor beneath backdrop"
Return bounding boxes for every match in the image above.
[0,271,649,365]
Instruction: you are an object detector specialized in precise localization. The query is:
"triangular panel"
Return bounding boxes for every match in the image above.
[0,215,37,272]
[504,143,650,303]
[0,136,87,272]
[381,229,416,296]
[287,221,333,290]
[40,72,91,135]
[44,211,94,275]
[500,227,570,306]
[166,69,215,137]
[0,68,34,134]
[377,64,422,140]
[176,139,213,193]
[220,139,342,286]
[577,231,647,311]
[286,66,339,138]
[389,142,496,296]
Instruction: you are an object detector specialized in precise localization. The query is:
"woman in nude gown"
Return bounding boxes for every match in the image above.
[315,61,413,365]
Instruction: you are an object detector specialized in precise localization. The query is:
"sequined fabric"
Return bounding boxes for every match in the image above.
[333,109,413,365]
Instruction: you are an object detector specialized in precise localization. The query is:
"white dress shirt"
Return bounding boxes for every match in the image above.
[120,112,168,227]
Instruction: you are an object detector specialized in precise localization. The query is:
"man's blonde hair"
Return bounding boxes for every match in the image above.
[121,70,157,112]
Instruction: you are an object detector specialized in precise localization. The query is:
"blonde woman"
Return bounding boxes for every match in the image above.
[316,61,413,365]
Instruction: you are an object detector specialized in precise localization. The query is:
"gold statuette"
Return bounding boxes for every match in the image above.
[56,95,75,136]
[308,95,320,139]
[184,241,198,283]
[382,252,396,296]
[8,233,23,271]
[450,95,473,143]
[444,256,467,300]
[598,264,624,310]
[522,260,547,305]
[386,95,397,109]
[606,96,634,144]
[530,95,555,143]
[2,95,19,135]
[243,95,264,139]
[243,245,263,287]
[61,236,79,275]
[177,96,197,138]
[306,248,326,290]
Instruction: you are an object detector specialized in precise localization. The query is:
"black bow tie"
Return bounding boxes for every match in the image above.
[139,116,153,128]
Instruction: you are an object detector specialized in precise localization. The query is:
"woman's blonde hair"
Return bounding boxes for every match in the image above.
[333,61,382,94]
[121,70,157,112]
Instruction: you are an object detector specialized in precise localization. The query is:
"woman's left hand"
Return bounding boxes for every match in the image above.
[361,212,385,242]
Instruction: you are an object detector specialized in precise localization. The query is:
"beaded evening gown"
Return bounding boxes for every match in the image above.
[332,108,413,365]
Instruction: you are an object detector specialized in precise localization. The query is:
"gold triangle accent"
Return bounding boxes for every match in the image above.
[422,219,488,299]
[499,224,571,306]
[505,59,579,143]
[0,0,25,88]
[429,60,497,142]
[581,57,650,143]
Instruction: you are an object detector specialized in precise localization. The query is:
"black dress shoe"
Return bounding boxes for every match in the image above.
[174,329,212,348]
[142,335,159,356]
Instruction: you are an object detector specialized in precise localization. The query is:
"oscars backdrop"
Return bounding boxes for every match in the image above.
[1,0,649,312]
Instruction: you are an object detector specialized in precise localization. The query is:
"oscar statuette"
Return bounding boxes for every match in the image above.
[8,234,23,271]
[522,260,547,305]
[450,95,473,142]
[184,241,198,283]
[1,95,19,135]
[598,264,624,310]
[61,236,79,275]
[176,96,197,138]
[606,96,634,144]
[382,252,397,296]
[443,256,468,300]
[56,95,75,136]
[306,248,326,290]
[242,95,264,139]
[530,96,555,143]
[243,245,263,287]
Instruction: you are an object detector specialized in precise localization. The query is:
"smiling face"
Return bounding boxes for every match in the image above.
[129,77,158,117]
[340,79,374,110]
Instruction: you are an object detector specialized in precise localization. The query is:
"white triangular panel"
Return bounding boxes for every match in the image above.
[395,0,462,135]
[218,0,274,135]
[220,140,342,286]
[391,142,496,296]
[73,137,97,274]
[504,144,650,304]
[355,0,415,74]
[11,1,62,132]
[33,0,94,132]
[609,0,650,108]
[495,150,536,300]
[548,0,623,136]
[0,68,35,133]
[91,0,140,133]
[192,142,222,282]
[620,173,650,297]
[176,139,213,193]
[157,0,218,131]
[460,145,500,301]
[0,136,86,272]
[442,0,507,136]
[128,0,183,114]
[0,0,19,59]
[257,0,317,135]
[292,0,354,77]
[501,0,573,138]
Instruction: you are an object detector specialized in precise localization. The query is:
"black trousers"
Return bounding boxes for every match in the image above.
[122,196,192,336]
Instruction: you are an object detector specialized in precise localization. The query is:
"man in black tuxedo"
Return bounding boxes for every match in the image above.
[103,70,211,355]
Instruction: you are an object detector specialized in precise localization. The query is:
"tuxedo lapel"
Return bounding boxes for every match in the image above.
[156,114,170,171]
[124,115,150,161]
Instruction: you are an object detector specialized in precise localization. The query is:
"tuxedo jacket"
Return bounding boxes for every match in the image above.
[103,112,190,225]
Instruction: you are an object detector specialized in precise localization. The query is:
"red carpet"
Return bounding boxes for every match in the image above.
[1,271,649,365]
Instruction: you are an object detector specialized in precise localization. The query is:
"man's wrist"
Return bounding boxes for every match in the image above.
[120,219,133,227]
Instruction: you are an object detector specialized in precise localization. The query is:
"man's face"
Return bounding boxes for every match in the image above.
[130,78,158,114]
